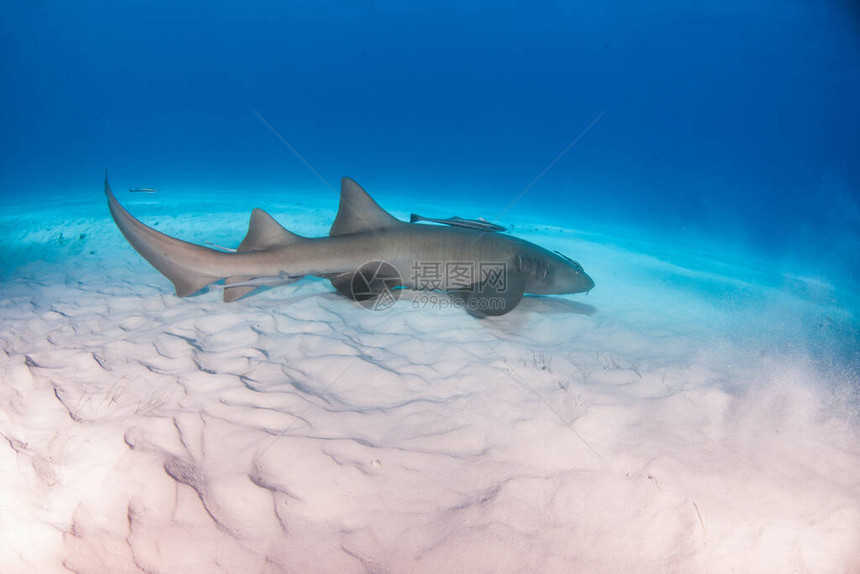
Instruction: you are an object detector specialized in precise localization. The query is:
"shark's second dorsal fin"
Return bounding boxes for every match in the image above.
[238,208,305,253]
[330,177,401,236]
[225,209,306,302]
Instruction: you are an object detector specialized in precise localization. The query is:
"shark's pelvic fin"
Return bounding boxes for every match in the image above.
[330,177,402,236]
[328,262,402,301]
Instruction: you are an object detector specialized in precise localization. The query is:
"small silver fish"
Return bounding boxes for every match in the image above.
[129,188,158,193]
[410,213,506,232]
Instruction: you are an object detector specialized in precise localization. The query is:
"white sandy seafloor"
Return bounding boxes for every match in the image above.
[1,189,859,573]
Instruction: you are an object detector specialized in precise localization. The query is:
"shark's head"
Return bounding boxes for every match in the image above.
[551,250,595,294]
[517,249,595,295]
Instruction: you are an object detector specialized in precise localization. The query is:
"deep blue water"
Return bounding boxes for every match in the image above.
[2,1,858,286]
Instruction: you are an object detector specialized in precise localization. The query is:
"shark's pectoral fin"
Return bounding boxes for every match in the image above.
[450,270,525,317]
[223,208,306,302]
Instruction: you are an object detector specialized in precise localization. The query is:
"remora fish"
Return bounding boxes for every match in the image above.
[129,188,158,193]
[410,213,507,232]
[105,174,594,316]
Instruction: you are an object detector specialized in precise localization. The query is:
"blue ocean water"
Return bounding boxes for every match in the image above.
[4,5,860,568]
[2,3,858,304]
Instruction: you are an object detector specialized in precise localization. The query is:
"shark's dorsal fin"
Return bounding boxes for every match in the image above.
[330,177,401,236]
[238,208,305,253]
[225,209,305,302]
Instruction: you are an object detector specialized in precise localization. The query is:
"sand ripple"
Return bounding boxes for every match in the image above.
[1,236,859,573]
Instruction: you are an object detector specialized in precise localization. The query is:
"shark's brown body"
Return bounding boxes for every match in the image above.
[105,175,593,316]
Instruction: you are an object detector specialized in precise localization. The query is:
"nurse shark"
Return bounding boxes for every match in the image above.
[105,174,594,316]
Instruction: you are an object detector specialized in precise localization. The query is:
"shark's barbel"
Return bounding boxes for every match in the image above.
[105,174,594,316]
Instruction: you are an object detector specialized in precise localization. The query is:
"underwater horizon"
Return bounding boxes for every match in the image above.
[2,1,860,572]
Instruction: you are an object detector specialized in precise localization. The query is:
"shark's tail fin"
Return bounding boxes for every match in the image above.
[105,173,305,300]
[105,173,228,296]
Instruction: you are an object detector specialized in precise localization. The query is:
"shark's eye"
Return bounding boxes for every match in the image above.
[554,250,583,271]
